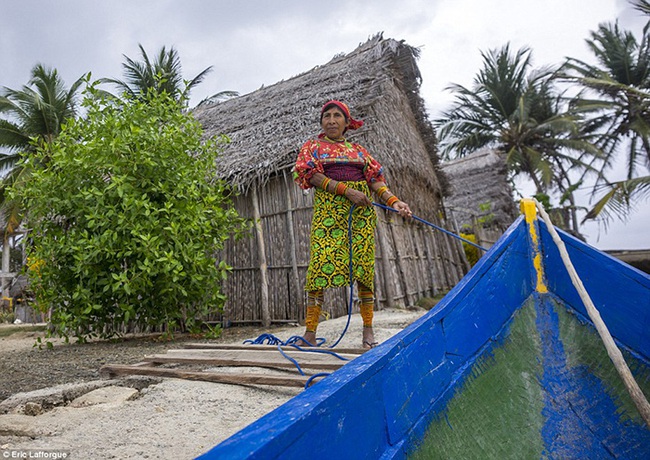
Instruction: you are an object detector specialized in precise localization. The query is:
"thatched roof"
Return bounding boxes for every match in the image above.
[193,34,448,209]
[441,148,518,230]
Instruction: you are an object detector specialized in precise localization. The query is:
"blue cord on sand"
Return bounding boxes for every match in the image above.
[243,334,348,361]
[243,333,349,387]
[305,373,330,388]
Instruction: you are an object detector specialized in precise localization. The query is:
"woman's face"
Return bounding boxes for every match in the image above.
[321,107,349,139]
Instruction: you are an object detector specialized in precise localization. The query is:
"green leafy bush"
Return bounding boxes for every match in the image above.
[14,86,247,341]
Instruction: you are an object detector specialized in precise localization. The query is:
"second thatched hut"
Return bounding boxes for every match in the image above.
[194,34,468,327]
[441,148,519,249]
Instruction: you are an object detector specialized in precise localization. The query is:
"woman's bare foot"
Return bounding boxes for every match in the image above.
[297,330,317,347]
[362,326,378,349]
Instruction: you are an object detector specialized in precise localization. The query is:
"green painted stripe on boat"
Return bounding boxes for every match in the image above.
[410,295,650,459]
[556,298,650,427]
[410,296,545,459]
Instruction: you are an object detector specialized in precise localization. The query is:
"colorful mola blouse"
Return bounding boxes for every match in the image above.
[293,138,386,292]
[293,138,386,188]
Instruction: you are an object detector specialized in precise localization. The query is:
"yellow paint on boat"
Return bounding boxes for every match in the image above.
[520,199,548,293]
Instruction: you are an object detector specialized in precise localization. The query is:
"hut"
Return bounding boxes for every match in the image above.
[193,34,468,327]
[0,216,33,323]
[441,148,519,249]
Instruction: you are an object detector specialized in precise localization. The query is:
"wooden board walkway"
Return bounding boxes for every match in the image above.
[99,343,367,388]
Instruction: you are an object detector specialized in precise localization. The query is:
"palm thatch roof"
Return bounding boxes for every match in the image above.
[194,33,448,214]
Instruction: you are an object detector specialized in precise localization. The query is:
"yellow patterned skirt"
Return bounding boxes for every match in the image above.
[305,181,377,291]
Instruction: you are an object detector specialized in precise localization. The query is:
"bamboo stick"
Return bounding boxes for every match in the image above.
[386,217,407,306]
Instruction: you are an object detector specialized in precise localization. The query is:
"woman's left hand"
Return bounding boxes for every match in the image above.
[393,200,413,218]
[344,188,372,207]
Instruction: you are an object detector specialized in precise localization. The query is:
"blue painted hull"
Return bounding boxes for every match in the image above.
[198,213,650,459]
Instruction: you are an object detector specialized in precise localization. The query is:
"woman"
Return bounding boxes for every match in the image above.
[293,100,412,349]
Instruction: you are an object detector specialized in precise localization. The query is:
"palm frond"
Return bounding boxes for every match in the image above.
[0,152,21,178]
[561,20,650,187]
[183,66,213,95]
[102,44,225,107]
[0,64,82,235]
[583,175,650,222]
[632,0,650,16]
[195,90,240,108]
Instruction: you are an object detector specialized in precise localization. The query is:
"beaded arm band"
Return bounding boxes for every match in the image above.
[320,177,348,196]
[376,185,400,207]
[386,195,400,207]
[321,177,332,192]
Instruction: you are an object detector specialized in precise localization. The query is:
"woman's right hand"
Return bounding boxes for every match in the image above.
[344,188,372,207]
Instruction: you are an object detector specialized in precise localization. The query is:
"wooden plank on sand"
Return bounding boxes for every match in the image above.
[181,343,368,355]
[142,349,348,371]
[100,364,323,388]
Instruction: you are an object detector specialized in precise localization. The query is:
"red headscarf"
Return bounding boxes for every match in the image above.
[320,100,364,131]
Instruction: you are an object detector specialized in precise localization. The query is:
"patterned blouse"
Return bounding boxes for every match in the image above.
[293,138,386,190]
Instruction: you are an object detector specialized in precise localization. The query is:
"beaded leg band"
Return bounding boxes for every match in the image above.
[358,283,374,327]
[305,290,324,332]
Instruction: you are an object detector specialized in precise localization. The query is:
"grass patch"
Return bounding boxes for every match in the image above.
[0,324,47,338]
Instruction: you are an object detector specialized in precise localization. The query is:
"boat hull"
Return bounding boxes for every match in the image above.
[198,213,650,459]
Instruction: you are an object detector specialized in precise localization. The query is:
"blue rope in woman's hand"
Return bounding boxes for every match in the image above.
[372,201,488,252]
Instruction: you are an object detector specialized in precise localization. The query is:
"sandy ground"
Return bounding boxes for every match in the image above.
[0,307,426,459]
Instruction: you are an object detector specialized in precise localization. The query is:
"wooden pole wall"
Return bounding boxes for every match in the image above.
[251,186,271,328]
[376,219,396,309]
[283,170,304,322]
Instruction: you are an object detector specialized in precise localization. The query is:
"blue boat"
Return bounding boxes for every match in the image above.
[198,199,650,459]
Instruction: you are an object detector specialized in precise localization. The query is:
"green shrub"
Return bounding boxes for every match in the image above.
[14,86,247,341]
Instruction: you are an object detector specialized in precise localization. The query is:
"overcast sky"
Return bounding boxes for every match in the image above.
[2,0,649,250]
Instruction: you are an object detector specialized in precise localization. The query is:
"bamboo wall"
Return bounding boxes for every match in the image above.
[217,168,468,326]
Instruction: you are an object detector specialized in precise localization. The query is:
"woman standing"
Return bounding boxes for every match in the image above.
[293,100,412,348]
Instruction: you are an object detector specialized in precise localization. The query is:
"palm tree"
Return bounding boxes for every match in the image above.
[436,44,600,234]
[0,64,84,164]
[0,63,85,207]
[0,64,85,296]
[101,44,237,107]
[562,20,650,222]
